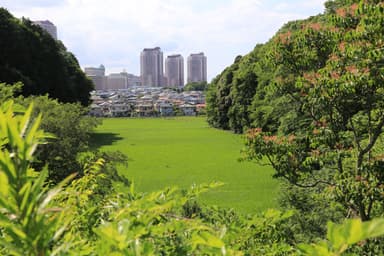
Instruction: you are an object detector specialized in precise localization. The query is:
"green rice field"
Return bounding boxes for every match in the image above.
[91,117,280,214]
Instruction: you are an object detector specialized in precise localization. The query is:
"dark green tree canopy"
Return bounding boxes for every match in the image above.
[183,81,208,92]
[207,0,384,223]
[0,8,93,106]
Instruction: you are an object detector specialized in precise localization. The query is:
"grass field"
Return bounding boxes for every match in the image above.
[91,117,280,214]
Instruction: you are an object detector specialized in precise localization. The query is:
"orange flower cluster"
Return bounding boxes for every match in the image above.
[345,65,359,75]
[311,149,321,157]
[287,134,296,143]
[339,41,346,52]
[345,65,370,76]
[246,128,262,139]
[246,128,295,145]
[303,71,320,84]
[331,71,341,80]
[329,54,340,62]
[336,3,359,18]
[350,3,359,13]
[263,134,296,145]
[278,31,292,45]
[328,25,340,33]
[336,7,347,17]
[263,135,279,143]
[303,22,324,31]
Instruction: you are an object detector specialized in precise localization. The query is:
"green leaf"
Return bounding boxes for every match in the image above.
[0,171,9,196]
[192,231,225,249]
[345,219,363,245]
[362,218,384,239]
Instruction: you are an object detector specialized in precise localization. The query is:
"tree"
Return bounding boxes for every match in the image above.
[0,8,93,105]
[20,96,101,183]
[0,82,22,102]
[244,0,384,221]
[206,55,241,130]
[183,81,208,91]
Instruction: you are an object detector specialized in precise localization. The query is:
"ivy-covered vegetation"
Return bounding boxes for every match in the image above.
[0,8,93,105]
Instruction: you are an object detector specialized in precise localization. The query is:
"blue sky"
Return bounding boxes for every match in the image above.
[2,0,326,81]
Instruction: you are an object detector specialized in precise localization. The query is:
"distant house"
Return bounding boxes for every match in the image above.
[135,103,154,117]
[110,101,131,117]
[89,103,103,117]
[99,101,112,117]
[89,86,206,117]
[155,102,174,116]
[180,104,196,116]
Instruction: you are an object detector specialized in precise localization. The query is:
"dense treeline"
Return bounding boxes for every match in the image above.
[206,17,327,134]
[207,0,381,134]
[0,8,93,105]
[207,0,384,252]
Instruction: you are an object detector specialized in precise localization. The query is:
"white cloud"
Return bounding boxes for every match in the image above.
[2,0,326,81]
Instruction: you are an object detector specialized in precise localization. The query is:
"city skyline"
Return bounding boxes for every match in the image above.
[2,0,327,81]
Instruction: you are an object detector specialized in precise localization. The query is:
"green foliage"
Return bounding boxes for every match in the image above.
[299,218,384,255]
[0,103,250,254]
[78,150,130,186]
[0,82,22,102]
[0,102,229,255]
[0,8,93,105]
[279,183,345,243]
[1,83,384,256]
[19,96,101,183]
[199,207,296,255]
[206,52,259,133]
[93,182,231,255]
[183,81,208,91]
[0,101,75,255]
[243,0,384,223]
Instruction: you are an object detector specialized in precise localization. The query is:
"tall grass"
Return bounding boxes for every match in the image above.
[91,117,280,213]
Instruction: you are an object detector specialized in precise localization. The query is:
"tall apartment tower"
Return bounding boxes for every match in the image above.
[84,65,106,90]
[187,52,207,83]
[165,54,184,88]
[33,20,57,39]
[140,47,164,87]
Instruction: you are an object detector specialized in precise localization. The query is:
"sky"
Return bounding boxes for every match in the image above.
[2,0,327,81]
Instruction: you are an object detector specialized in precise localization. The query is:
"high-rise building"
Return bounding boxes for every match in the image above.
[187,52,207,83]
[33,20,57,39]
[165,54,184,88]
[84,65,106,90]
[106,73,128,90]
[140,47,164,87]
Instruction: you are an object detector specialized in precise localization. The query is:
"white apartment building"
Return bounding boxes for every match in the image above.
[140,47,164,87]
[165,54,184,88]
[187,52,207,83]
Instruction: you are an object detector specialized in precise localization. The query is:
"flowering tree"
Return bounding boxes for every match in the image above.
[244,0,384,221]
